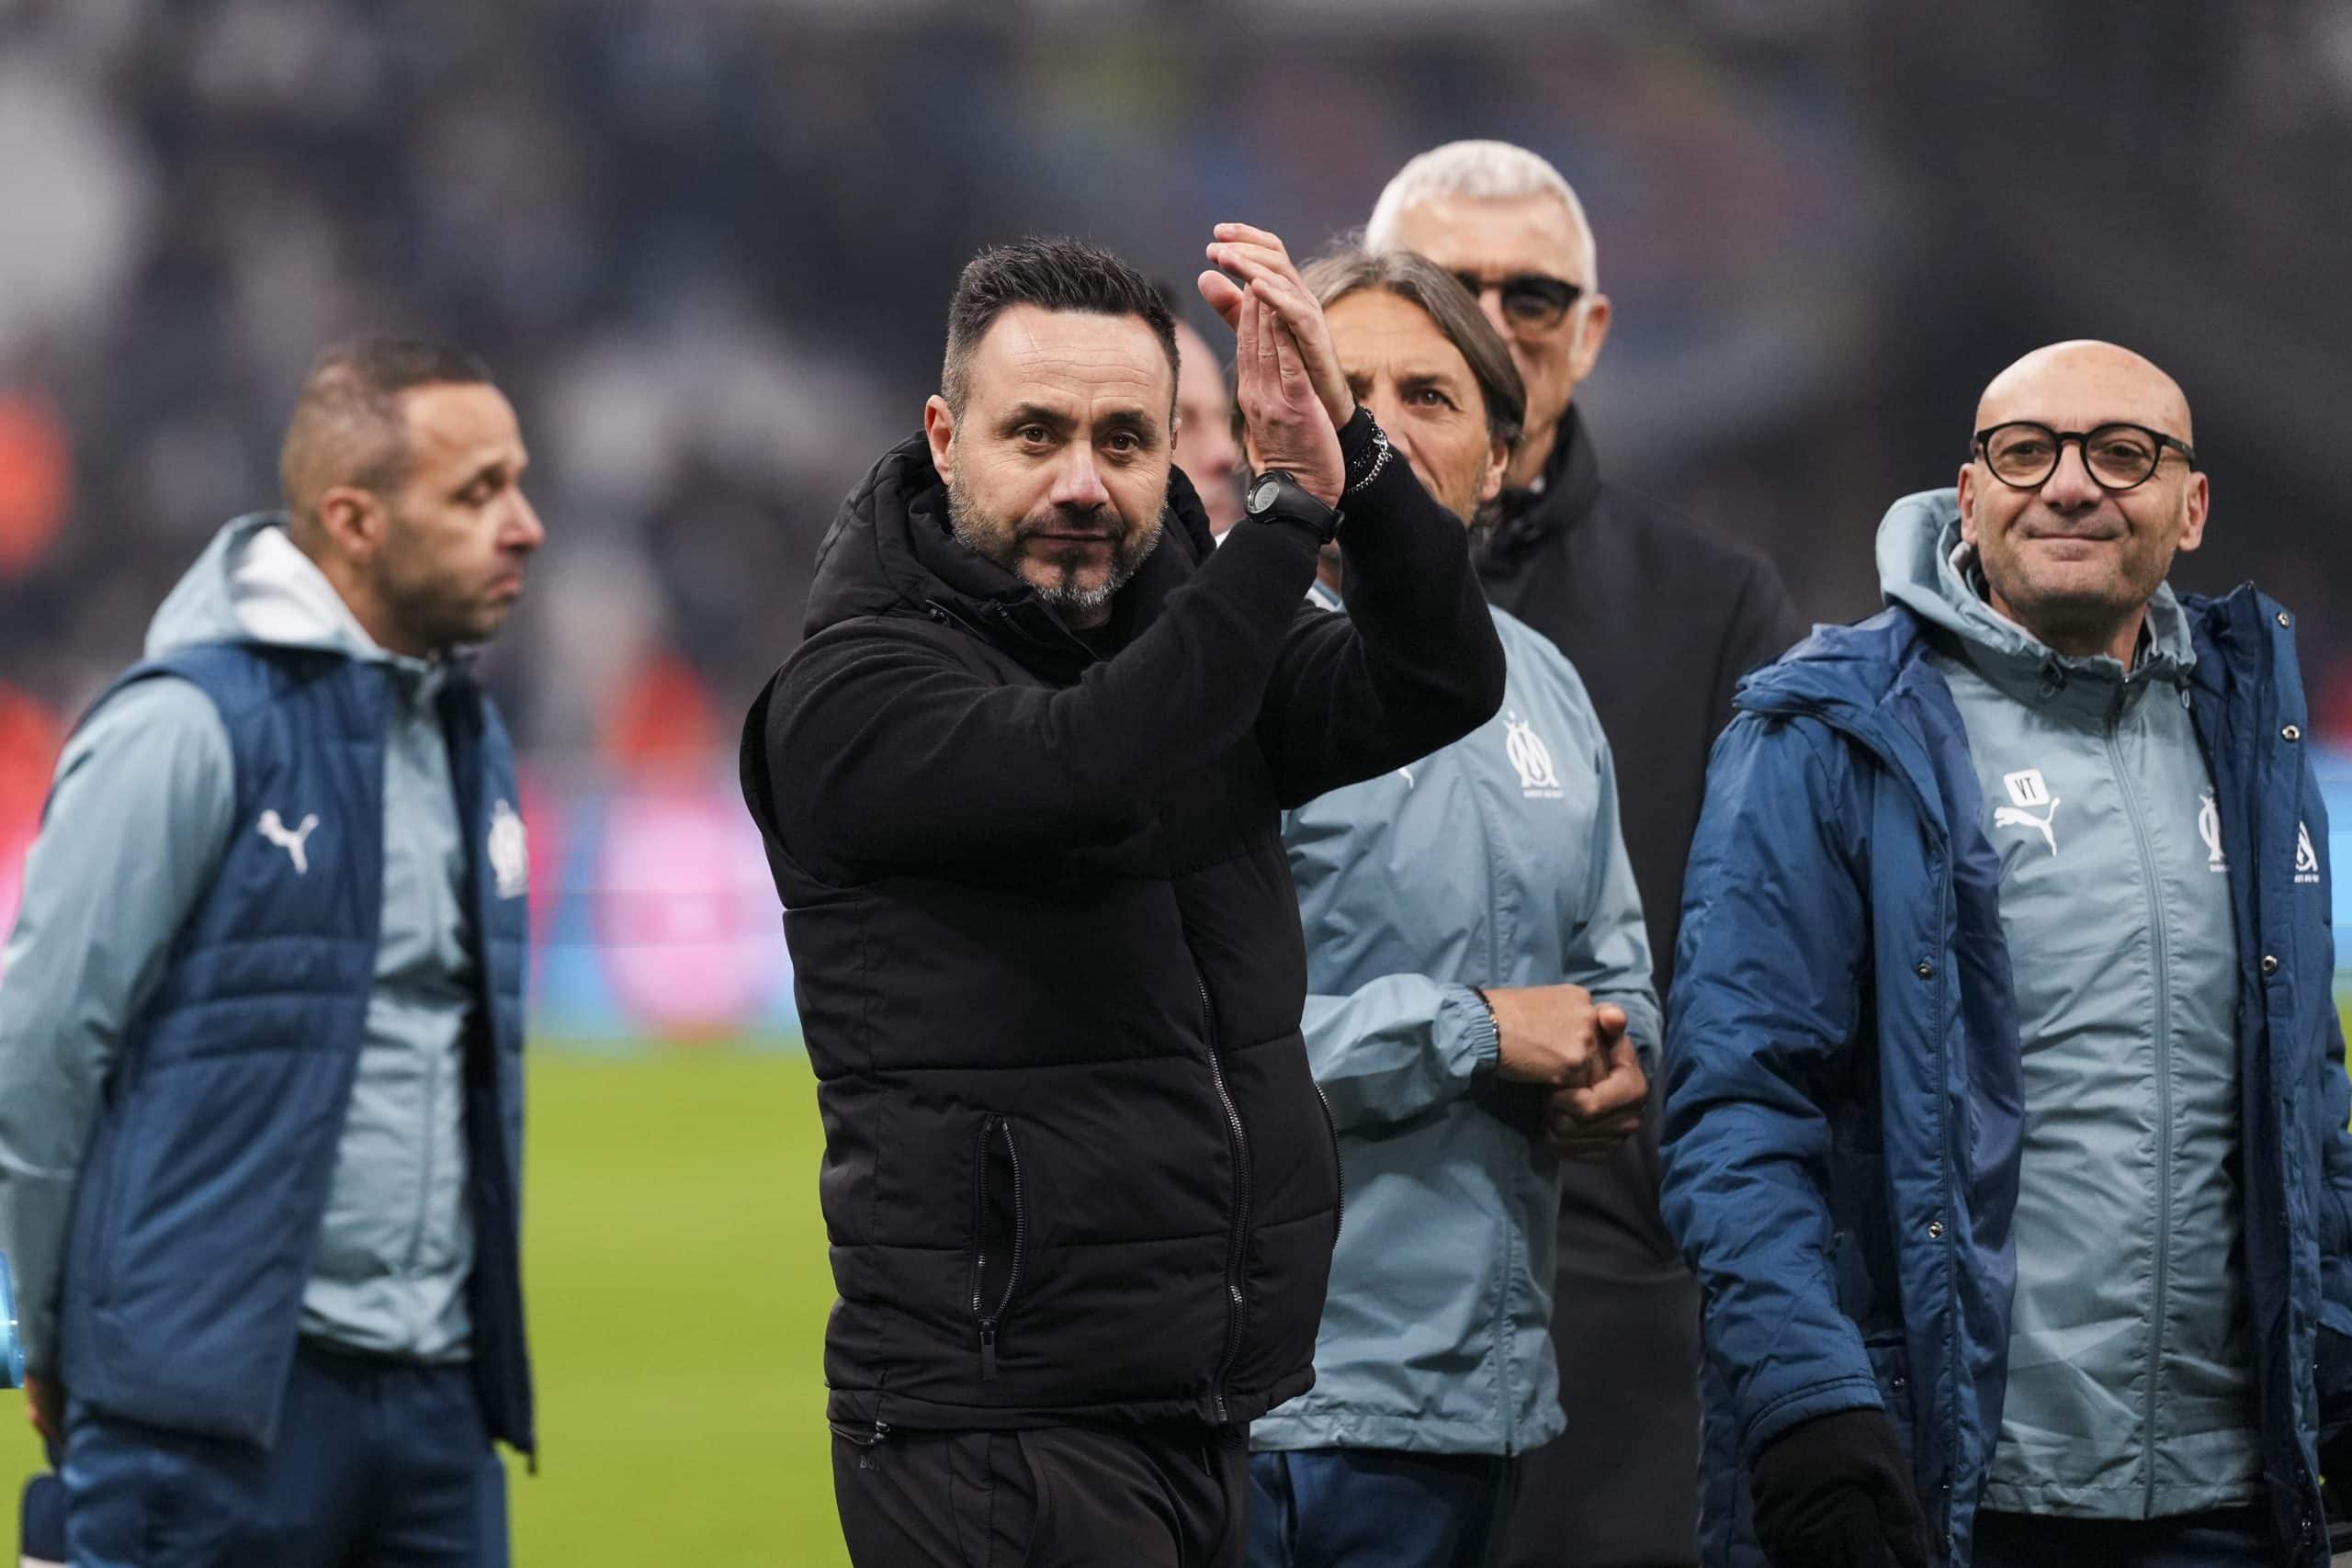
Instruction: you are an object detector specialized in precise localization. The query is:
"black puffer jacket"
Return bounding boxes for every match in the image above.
[742,431,1504,1434]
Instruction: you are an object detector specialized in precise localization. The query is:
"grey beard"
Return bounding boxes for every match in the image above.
[944,476,1166,614]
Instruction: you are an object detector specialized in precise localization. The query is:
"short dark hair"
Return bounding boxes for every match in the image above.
[941,239,1179,418]
[1298,249,1526,454]
[279,337,495,525]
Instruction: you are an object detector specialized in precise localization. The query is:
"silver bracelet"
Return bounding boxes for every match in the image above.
[1344,423,1393,498]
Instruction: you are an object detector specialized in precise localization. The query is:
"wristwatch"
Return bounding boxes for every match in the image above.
[1243,469,1344,544]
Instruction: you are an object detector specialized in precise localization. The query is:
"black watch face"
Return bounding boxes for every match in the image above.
[1249,476,1283,515]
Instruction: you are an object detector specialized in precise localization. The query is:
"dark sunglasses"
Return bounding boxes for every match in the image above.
[1449,270,1586,331]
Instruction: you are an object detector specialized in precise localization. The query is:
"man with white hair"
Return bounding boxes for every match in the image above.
[1369,140,1803,1567]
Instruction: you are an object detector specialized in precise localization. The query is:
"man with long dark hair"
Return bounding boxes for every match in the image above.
[1245,249,1658,1568]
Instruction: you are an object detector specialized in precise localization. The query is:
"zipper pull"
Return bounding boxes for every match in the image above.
[979,1320,1000,1381]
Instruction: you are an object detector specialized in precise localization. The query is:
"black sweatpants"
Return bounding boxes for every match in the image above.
[833,1421,1250,1567]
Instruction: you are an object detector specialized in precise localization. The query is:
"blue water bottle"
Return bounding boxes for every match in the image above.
[0,1251,20,1390]
[4,1250,65,1568]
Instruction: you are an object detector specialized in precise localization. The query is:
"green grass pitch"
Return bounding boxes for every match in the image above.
[7,1016,2350,1556]
[1,1047,849,1566]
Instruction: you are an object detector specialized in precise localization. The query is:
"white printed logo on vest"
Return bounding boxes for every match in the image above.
[2199,792,2228,873]
[1993,768,2060,855]
[488,798,529,900]
[2297,821,2323,886]
[1502,714,1563,800]
[256,809,320,875]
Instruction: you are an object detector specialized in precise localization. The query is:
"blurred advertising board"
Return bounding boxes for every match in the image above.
[0,762,800,1050]
[6,749,2352,1045]
[516,765,799,1047]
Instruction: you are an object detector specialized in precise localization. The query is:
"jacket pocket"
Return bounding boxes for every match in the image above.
[1315,1086,1344,1239]
[74,1094,139,1312]
[970,1114,1028,1382]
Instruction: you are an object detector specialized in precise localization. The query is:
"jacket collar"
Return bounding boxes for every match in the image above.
[802,434,1215,682]
[1873,488,2196,728]
[1735,581,2283,849]
[1736,608,1962,843]
[1477,405,1603,571]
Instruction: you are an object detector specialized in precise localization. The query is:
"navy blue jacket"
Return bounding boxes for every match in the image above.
[1659,590,2352,1565]
[55,645,533,1452]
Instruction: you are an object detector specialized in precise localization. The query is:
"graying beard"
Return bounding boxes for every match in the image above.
[944,494,1169,610]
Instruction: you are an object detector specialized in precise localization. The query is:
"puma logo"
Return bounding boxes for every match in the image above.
[1996,768,2060,855]
[257,810,321,874]
[1993,800,2060,856]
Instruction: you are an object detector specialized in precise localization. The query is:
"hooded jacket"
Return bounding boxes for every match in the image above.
[0,513,532,1449]
[741,433,1506,1434]
[1252,588,1657,1459]
[1659,490,2352,1565]
[1883,494,2259,1516]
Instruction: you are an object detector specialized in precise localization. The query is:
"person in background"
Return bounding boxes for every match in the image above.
[1367,139,1804,1568]
[741,231,1505,1567]
[1246,247,1657,1568]
[1171,308,1247,536]
[1661,342,2352,1566]
[0,338,542,1566]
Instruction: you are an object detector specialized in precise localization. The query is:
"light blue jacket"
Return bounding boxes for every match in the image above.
[1884,495,2261,1516]
[1252,595,1658,1457]
[0,514,480,1375]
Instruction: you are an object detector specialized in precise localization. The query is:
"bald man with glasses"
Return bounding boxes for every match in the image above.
[1368,140,1802,1567]
[1660,340,2352,1566]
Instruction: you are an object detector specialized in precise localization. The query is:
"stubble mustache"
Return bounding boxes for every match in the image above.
[1015,505,1125,547]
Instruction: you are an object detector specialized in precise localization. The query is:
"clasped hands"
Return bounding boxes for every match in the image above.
[1485,983,1649,1160]
[1198,223,1348,507]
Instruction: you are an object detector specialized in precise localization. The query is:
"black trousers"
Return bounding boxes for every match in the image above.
[1503,1105,1703,1567]
[834,1421,1250,1567]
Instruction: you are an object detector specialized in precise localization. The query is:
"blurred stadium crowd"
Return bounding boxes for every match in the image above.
[3,0,2352,1037]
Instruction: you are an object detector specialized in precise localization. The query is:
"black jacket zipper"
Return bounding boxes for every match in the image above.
[971,1114,1026,1381]
[1192,965,1250,1426]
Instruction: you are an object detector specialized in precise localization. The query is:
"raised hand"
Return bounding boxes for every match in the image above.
[1200,224,1348,505]
[1199,223,1352,432]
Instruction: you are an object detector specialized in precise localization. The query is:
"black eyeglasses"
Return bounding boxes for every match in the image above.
[1973,421,2199,492]
[1449,270,1585,332]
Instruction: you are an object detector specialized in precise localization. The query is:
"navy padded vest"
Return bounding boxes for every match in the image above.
[56,644,533,1451]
